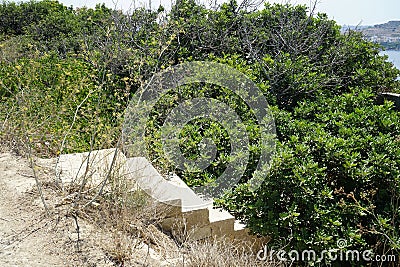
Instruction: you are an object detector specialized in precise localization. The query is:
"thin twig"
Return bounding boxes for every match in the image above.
[55,89,95,188]
[72,213,81,252]
[83,141,121,208]
[27,137,50,216]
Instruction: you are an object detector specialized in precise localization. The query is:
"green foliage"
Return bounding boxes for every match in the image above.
[218,89,400,263]
[0,54,127,156]
[0,1,115,55]
[0,0,64,36]
[0,1,400,264]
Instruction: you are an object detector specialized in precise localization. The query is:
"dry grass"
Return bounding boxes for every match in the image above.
[60,158,173,265]
[56,151,276,266]
[180,238,277,267]
[1,143,277,266]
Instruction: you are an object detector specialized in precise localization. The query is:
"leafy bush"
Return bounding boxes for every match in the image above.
[0,0,62,36]
[1,1,400,265]
[217,89,400,264]
[0,54,127,156]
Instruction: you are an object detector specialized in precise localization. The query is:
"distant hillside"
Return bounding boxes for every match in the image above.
[341,25,370,32]
[357,21,400,50]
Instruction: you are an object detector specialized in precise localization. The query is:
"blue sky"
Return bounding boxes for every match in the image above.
[57,0,399,26]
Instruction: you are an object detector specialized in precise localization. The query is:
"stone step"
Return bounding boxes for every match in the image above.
[125,157,212,212]
[55,149,268,252]
[160,207,210,233]
[188,219,235,241]
[55,148,127,186]
[207,207,235,237]
[163,206,235,240]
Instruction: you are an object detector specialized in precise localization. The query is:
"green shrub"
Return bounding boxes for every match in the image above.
[217,88,400,264]
[1,1,400,265]
[0,54,127,156]
[0,0,59,36]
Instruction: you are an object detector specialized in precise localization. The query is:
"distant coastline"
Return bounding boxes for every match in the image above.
[342,21,400,51]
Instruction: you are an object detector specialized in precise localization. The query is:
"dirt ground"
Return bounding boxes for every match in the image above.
[0,151,180,267]
[0,150,267,267]
[0,152,71,266]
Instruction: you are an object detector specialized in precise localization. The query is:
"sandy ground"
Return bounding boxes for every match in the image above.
[0,152,179,267]
[0,152,70,266]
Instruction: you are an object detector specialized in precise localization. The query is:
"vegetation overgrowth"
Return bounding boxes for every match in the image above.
[1,0,399,265]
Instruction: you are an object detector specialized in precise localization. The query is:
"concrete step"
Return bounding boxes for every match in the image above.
[162,206,235,241]
[186,218,235,241]
[125,157,212,211]
[55,149,268,252]
[55,148,127,186]
[160,207,210,233]
[207,207,235,237]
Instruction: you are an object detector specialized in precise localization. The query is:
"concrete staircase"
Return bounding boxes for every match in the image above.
[55,148,268,250]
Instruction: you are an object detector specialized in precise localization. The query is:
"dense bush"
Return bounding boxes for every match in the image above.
[0,54,126,156]
[0,0,399,265]
[0,0,64,36]
[218,89,400,264]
